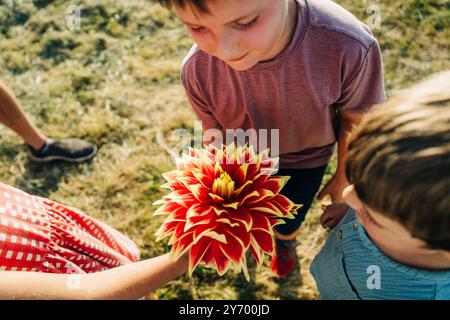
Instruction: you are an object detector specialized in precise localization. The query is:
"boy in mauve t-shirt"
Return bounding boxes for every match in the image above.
[157,0,385,277]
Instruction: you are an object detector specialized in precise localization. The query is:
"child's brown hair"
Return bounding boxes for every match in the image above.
[345,71,450,251]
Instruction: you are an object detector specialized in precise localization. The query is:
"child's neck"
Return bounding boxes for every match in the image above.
[261,0,298,62]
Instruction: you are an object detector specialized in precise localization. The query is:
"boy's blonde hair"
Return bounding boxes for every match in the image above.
[346,71,450,251]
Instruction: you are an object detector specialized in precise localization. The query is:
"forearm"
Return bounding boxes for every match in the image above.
[0,82,46,148]
[335,116,353,181]
[86,253,189,299]
[335,112,364,189]
[0,253,188,300]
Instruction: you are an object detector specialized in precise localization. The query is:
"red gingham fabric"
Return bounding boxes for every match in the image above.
[0,182,140,273]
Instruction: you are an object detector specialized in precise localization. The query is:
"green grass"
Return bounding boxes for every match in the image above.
[0,0,449,299]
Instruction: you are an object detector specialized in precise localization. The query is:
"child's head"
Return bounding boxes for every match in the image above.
[344,71,450,257]
[157,0,297,71]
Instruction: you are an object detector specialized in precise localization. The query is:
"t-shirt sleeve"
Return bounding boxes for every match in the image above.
[180,62,222,132]
[335,40,386,113]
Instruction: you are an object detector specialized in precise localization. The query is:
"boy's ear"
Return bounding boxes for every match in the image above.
[342,185,364,211]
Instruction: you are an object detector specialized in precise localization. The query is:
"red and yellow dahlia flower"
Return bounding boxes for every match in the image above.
[154,144,301,279]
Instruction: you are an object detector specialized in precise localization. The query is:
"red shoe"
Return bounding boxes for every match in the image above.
[271,239,298,278]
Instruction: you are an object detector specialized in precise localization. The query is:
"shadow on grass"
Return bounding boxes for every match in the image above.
[0,141,97,198]
[233,254,266,299]
[0,142,20,162]
[16,158,93,198]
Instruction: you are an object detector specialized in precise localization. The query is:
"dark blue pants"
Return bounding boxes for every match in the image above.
[274,165,328,236]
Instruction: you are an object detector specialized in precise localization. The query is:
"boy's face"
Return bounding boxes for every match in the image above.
[174,0,296,71]
[345,192,450,269]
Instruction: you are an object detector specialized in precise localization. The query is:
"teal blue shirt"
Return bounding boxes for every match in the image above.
[311,209,450,300]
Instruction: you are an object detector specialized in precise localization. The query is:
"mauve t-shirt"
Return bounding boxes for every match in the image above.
[181,0,386,169]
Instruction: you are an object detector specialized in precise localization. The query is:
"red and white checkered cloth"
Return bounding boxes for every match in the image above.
[0,182,140,273]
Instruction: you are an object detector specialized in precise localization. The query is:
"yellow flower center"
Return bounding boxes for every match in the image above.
[212,172,235,200]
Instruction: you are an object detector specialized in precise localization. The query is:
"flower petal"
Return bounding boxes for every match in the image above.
[228,208,253,232]
[219,231,245,265]
[238,190,259,206]
[189,237,211,275]
[222,201,239,210]
[216,218,240,228]
[251,229,274,254]
[264,176,290,195]
[209,193,224,204]
[154,143,299,280]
